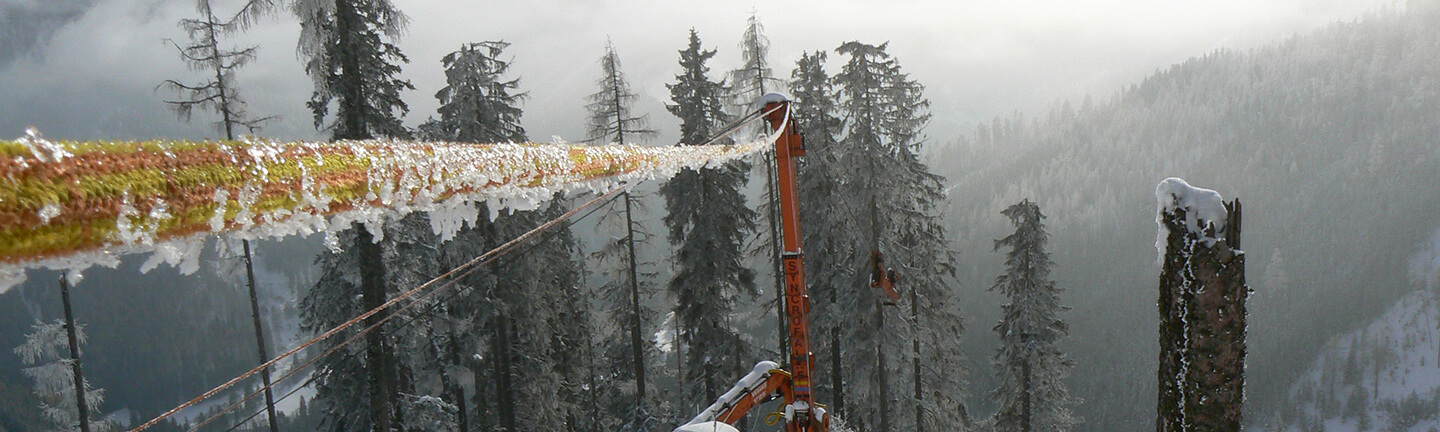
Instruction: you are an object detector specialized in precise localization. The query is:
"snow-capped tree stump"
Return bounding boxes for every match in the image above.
[1155,178,1248,432]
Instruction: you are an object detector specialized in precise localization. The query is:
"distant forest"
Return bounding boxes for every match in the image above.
[940,2,1440,429]
[3,2,1440,432]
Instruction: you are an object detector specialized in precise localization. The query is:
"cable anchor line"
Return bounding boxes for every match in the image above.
[128,107,784,432]
[132,186,628,432]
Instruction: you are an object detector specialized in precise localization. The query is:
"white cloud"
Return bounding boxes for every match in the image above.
[0,0,1396,143]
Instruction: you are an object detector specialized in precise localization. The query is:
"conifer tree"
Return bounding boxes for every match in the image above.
[481,198,587,432]
[989,199,1078,432]
[292,2,413,429]
[726,12,781,113]
[160,0,275,139]
[591,192,663,430]
[302,215,437,432]
[292,0,413,140]
[583,39,663,430]
[434,41,526,143]
[788,49,851,414]
[660,29,758,407]
[829,41,967,432]
[160,2,280,430]
[14,321,113,432]
[586,41,657,145]
[725,12,789,362]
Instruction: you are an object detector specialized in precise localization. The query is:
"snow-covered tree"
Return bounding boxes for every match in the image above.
[480,197,589,432]
[401,395,458,432]
[826,40,968,432]
[591,190,665,430]
[292,0,413,140]
[788,49,852,414]
[988,199,1079,432]
[725,12,789,362]
[582,39,663,428]
[586,41,657,145]
[160,0,275,139]
[302,212,452,432]
[161,2,281,430]
[725,12,781,114]
[661,29,758,407]
[14,321,113,432]
[434,41,526,143]
[1262,248,1290,306]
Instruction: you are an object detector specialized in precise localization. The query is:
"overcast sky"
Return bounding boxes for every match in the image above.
[0,0,1397,146]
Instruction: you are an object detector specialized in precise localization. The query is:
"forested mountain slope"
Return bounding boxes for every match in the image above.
[937,2,1440,429]
[1281,289,1440,431]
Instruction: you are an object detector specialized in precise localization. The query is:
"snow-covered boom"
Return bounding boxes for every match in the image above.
[675,95,830,432]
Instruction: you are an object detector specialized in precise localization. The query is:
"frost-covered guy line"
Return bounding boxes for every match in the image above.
[0,128,776,293]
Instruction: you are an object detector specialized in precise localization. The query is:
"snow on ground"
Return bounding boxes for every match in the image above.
[1280,289,1440,431]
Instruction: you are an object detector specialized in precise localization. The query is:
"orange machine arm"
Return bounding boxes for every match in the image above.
[766,96,822,432]
[679,95,828,432]
[713,368,794,424]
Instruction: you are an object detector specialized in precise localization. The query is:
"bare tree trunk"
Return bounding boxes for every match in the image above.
[1157,200,1247,431]
[624,192,647,406]
[60,277,90,432]
[242,240,280,432]
[357,224,394,432]
[912,286,923,432]
[493,314,517,432]
[447,337,470,432]
[335,0,366,140]
[832,326,844,416]
[1022,361,1031,432]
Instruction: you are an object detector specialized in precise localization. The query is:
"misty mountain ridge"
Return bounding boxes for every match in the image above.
[1280,288,1440,431]
[3,1,1440,431]
[939,1,1440,429]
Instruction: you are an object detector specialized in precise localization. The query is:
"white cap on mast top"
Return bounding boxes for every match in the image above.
[759,92,792,106]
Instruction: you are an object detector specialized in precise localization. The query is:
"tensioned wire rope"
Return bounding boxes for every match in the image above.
[209,189,625,432]
[129,103,787,432]
[176,185,627,432]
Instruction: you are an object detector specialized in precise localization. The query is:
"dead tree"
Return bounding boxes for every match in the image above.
[1156,179,1247,431]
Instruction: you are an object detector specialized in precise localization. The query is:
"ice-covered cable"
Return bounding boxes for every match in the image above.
[0,117,779,293]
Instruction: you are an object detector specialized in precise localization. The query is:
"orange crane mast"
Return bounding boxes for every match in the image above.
[675,95,829,432]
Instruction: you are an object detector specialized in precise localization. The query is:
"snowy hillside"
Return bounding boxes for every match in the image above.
[1278,289,1440,431]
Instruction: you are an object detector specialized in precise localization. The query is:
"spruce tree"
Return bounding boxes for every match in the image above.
[14,321,113,432]
[660,29,758,407]
[725,12,780,113]
[483,198,586,432]
[434,41,527,143]
[829,41,968,431]
[788,49,851,415]
[725,12,789,363]
[302,214,439,432]
[287,2,416,430]
[292,0,413,140]
[989,199,1078,432]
